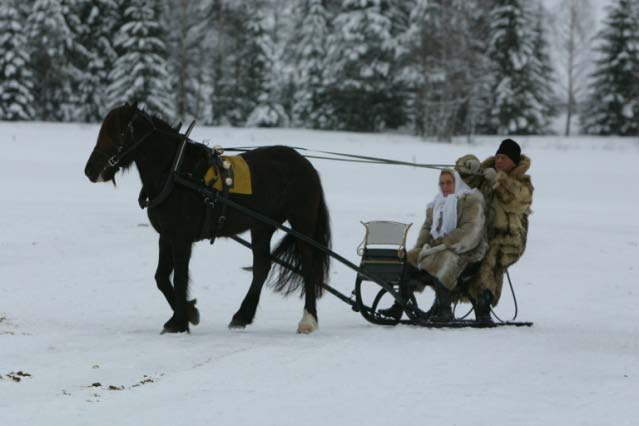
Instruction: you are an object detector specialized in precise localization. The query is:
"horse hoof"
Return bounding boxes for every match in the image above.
[161,325,189,334]
[187,299,200,326]
[297,310,318,334]
[228,311,252,329]
[228,318,247,329]
[229,314,250,329]
[162,317,189,334]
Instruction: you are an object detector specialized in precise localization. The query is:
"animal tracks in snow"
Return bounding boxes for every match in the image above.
[0,315,30,336]
[78,374,163,403]
[1,370,32,382]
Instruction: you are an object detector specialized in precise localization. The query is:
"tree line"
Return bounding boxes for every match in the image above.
[0,0,637,138]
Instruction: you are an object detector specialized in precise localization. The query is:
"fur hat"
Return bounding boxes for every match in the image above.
[496,139,521,165]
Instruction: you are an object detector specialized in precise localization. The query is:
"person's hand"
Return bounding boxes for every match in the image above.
[417,244,431,263]
[455,155,480,174]
[418,244,446,262]
[483,167,497,183]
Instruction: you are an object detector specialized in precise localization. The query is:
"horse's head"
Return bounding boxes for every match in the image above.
[84,102,140,183]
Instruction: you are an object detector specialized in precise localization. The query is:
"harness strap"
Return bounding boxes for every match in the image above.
[138,121,195,210]
[139,175,175,209]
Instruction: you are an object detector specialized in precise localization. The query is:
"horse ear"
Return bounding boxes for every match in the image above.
[125,100,138,111]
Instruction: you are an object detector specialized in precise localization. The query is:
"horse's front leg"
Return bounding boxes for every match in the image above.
[155,235,175,311]
[162,237,193,333]
[156,236,199,333]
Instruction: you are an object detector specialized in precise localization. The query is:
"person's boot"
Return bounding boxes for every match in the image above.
[429,281,454,323]
[379,265,427,320]
[378,302,403,320]
[473,290,494,327]
[413,298,436,320]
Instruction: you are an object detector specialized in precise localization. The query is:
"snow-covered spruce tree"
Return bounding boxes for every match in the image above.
[481,0,555,135]
[394,0,428,134]
[106,0,174,118]
[209,1,245,126]
[291,0,332,129]
[265,0,297,123]
[462,0,497,140]
[381,0,414,130]
[73,0,119,122]
[55,0,91,121]
[323,0,343,17]
[208,1,282,127]
[581,0,639,136]
[165,0,212,124]
[551,0,596,136]
[0,0,35,120]
[26,0,76,121]
[325,0,395,132]
[530,4,558,133]
[242,1,287,127]
[396,0,493,140]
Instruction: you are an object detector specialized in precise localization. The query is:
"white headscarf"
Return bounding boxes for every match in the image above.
[428,170,475,239]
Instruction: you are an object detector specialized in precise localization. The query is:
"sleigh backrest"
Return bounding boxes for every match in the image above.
[357,221,412,258]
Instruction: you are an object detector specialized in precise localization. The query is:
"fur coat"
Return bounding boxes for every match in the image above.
[407,190,487,291]
[456,155,534,304]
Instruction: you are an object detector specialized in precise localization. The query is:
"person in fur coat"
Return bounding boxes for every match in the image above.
[382,169,487,322]
[455,139,533,325]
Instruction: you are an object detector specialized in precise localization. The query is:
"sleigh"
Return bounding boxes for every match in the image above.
[351,220,532,328]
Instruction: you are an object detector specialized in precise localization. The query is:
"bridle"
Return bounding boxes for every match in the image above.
[98,108,157,171]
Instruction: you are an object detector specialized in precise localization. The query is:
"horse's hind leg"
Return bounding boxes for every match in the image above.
[289,217,320,334]
[296,241,320,333]
[229,226,274,329]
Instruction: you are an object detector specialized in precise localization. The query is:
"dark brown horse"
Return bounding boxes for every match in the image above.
[84,103,331,333]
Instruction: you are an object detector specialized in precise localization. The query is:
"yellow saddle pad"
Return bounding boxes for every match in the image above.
[203,155,253,195]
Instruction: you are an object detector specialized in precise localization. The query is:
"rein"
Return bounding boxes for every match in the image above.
[131,119,455,246]
[224,146,454,170]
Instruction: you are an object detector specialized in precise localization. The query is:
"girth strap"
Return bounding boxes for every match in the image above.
[202,148,231,245]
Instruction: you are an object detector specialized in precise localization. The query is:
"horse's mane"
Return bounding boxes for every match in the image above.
[135,107,178,134]
[136,106,210,154]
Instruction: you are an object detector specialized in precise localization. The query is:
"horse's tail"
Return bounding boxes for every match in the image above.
[270,187,332,297]
[311,188,332,296]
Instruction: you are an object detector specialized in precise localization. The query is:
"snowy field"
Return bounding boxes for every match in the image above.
[0,122,638,425]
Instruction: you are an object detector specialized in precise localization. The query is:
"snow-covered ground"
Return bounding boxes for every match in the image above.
[1,122,637,425]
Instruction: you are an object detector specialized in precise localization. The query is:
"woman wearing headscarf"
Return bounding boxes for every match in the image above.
[382,169,487,322]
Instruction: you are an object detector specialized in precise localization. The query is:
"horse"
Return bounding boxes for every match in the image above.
[84,103,331,334]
